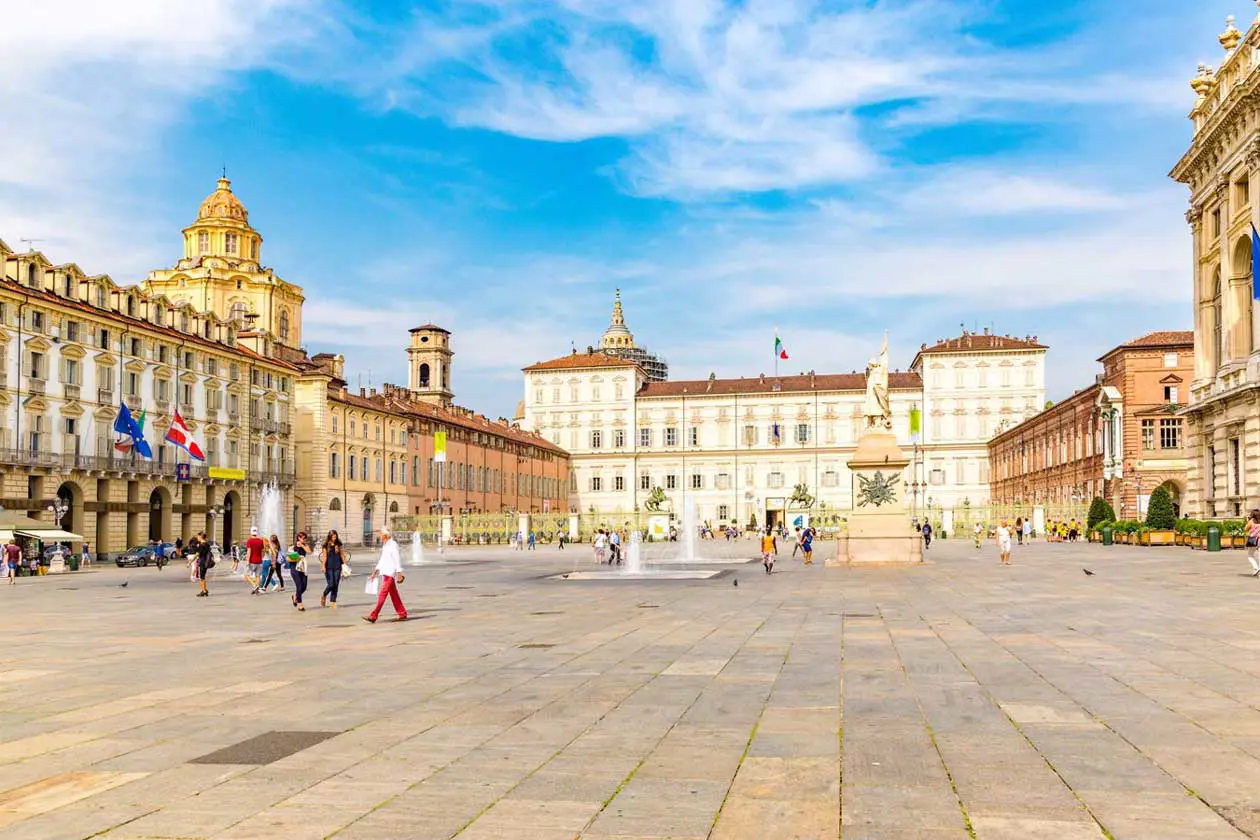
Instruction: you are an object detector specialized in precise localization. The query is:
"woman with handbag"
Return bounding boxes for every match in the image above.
[1247,510,1260,576]
[321,530,344,608]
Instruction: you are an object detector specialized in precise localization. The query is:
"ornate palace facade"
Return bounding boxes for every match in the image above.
[522,307,1045,528]
[1171,15,1260,519]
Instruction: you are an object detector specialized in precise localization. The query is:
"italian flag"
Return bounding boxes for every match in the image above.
[775,335,789,360]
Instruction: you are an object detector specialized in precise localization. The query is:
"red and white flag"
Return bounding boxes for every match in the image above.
[165,410,205,461]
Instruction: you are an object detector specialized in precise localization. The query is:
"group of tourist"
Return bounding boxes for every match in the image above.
[185,524,407,623]
[1045,519,1083,542]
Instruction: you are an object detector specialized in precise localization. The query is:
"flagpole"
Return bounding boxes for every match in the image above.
[774,328,779,379]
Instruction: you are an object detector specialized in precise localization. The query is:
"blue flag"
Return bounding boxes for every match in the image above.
[1252,224,1260,301]
[113,402,153,459]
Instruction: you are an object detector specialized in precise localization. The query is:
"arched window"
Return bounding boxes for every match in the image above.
[1212,269,1224,371]
[27,264,37,288]
[329,497,342,511]
[279,309,290,340]
[419,363,430,387]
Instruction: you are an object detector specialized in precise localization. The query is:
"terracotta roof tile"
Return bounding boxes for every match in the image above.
[917,333,1046,355]
[523,351,639,372]
[329,386,568,456]
[1120,330,1194,348]
[639,371,922,398]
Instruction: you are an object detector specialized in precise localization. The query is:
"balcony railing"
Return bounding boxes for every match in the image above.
[63,384,80,401]
[27,378,46,396]
[97,388,114,405]
[250,419,292,437]
[0,448,287,483]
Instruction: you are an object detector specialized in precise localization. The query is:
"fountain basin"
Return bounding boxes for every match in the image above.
[550,569,724,581]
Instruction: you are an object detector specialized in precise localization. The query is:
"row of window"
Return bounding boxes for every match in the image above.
[196,231,259,260]
[329,453,563,498]
[927,366,1037,390]
[17,305,295,394]
[331,413,408,445]
[535,383,626,404]
[1140,418,1184,451]
[585,459,991,493]
[10,418,288,468]
[15,266,242,345]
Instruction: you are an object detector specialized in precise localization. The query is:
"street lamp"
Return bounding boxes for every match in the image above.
[46,497,69,529]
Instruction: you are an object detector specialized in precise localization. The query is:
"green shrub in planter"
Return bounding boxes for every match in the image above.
[1087,497,1117,530]
[1145,487,1176,531]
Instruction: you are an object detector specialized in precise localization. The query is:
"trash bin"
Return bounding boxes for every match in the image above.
[68,556,80,572]
[1207,525,1222,553]
[1101,525,1113,546]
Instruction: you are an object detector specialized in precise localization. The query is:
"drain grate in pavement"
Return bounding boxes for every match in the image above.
[531,611,564,616]
[242,638,270,644]
[844,613,875,618]
[517,643,556,649]
[637,603,660,609]
[445,586,473,590]
[315,624,355,629]
[190,731,340,765]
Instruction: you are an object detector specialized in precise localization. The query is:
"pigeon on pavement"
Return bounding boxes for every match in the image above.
[1082,569,1095,577]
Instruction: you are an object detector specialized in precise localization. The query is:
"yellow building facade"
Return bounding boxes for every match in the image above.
[0,233,296,558]
[144,177,306,349]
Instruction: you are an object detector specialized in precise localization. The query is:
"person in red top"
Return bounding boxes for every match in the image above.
[246,527,267,594]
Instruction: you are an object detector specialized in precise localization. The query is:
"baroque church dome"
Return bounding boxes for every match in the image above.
[197,177,250,224]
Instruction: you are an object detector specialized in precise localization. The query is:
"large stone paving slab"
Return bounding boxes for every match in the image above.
[1,540,1260,837]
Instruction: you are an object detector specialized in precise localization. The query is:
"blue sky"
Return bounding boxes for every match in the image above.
[0,0,1237,418]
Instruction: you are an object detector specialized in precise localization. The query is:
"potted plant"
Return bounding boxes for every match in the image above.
[1087,497,1116,544]
[1188,520,1207,550]
[1225,519,1247,548]
[1144,487,1177,546]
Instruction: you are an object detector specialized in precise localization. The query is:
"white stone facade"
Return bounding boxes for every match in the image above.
[523,330,1046,527]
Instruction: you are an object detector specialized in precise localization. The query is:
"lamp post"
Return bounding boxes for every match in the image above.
[46,497,69,530]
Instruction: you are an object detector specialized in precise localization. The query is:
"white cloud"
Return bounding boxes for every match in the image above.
[0,0,332,276]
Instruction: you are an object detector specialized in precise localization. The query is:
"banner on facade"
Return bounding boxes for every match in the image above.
[176,463,191,482]
[208,467,247,481]
[434,431,447,463]
[910,406,921,444]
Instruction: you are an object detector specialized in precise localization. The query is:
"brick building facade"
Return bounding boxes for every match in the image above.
[989,332,1193,520]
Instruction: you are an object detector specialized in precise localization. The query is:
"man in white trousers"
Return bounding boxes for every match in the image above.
[363,527,408,623]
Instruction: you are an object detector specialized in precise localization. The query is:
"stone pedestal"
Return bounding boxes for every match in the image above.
[830,429,923,566]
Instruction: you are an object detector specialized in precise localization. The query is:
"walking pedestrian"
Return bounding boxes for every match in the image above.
[194,532,213,597]
[610,529,622,565]
[245,527,266,593]
[363,527,408,623]
[791,527,802,558]
[81,542,92,567]
[261,534,286,592]
[594,529,608,564]
[558,531,567,550]
[528,530,536,551]
[4,539,19,584]
[995,520,1013,565]
[921,520,933,550]
[321,530,344,607]
[1247,510,1260,576]
[973,522,983,549]
[1015,517,1024,545]
[800,526,814,565]
[761,528,777,574]
[1023,518,1032,543]
[289,532,310,611]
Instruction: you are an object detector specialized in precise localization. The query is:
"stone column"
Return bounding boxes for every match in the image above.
[568,513,579,541]
[518,512,531,543]
[1188,205,1209,380]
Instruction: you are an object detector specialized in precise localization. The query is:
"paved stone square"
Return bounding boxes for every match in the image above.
[2,538,1260,839]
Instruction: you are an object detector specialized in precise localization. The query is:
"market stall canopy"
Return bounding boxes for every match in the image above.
[16,529,84,542]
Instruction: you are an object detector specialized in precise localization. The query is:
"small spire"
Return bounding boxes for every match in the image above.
[1221,15,1242,51]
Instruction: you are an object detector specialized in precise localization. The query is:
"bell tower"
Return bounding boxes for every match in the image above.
[407,325,454,407]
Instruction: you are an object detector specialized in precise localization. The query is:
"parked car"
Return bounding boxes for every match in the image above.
[115,543,174,568]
